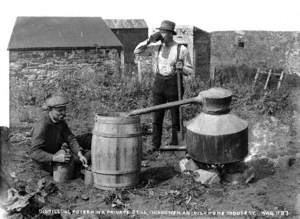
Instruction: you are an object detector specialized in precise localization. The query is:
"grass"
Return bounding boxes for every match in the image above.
[11,64,299,137]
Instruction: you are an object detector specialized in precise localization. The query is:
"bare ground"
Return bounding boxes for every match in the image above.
[1,88,300,219]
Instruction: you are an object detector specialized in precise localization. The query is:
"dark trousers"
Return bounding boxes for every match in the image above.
[152,74,184,148]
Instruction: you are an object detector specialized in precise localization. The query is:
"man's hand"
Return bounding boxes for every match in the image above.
[171,60,184,72]
[148,32,163,44]
[78,151,88,168]
[175,60,183,70]
[52,149,71,163]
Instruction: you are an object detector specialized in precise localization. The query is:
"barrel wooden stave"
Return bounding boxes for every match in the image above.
[91,114,142,190]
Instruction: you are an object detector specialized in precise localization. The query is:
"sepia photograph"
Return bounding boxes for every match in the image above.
[0,0,300,218]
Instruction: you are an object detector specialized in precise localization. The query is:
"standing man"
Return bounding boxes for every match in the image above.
[29,95,91,173]
[134,20,194,152]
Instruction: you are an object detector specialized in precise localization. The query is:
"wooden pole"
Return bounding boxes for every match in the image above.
[177,70,184,140]
[128,97,200,116]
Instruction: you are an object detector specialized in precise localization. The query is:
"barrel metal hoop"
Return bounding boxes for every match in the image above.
[95,121,140,125]
[94,183,136,190]
[92,131,142,138]
[92,169,140,175]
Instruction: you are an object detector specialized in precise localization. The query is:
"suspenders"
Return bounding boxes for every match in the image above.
[156,44,162,74]
[156,44,182,75]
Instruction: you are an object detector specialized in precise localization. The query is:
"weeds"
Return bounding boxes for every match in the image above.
[12,64,298,131]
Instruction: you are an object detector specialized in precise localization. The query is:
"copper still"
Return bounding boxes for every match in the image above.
[128,87,248,164]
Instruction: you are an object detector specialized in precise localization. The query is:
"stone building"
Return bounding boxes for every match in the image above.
[210,31,300,76]
[8,16,124,126]
[104,19,148,75]
[174,26,210,80]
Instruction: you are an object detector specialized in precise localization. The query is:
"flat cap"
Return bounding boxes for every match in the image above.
[45,95,68,108]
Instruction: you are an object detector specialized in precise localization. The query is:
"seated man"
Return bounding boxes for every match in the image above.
[29,95,91,173]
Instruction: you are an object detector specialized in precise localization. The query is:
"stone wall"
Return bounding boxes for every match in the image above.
[175,26,211,80]
[9,48,122,126]
[210,31,300,76]
[193,28,211,81]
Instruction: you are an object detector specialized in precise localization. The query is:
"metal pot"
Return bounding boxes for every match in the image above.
[128,87,248,164]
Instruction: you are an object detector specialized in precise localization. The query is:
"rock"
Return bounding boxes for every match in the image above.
[193,169,220,185]
[244,167,255,184]
[224,172,244,185]
[272,155,296,169]
[37,178,47,191]
[179,158,199,174]
[27,74,37,81]
[81,194,89,201]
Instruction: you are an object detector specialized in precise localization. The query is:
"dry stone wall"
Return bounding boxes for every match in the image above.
[9,48,122,126]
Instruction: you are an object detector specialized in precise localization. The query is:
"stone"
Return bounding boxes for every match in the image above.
[179,158,199,173]
[224,172,244,185]
[272,155,296,169]
[244,167,255,184]
[81,194,89,201]
[27,74,37,81]
[193,169,220,185]
[10,48,123,124]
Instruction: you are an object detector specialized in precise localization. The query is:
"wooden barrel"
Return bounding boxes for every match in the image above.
[91,113,142,190]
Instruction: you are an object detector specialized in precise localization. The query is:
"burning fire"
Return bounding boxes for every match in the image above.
[0,207,8,218]
[245,116,290,162]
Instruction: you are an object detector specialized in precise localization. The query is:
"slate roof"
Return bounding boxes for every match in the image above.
[104,19,147,29]
[8,17,123,50]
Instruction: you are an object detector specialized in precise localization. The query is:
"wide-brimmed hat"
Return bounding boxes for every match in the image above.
[157,20,177,35]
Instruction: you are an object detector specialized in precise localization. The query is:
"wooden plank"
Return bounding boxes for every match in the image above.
[252,68,260,87]
[256,71,281,76]
[264,69,272,90]
[277,71,284,89]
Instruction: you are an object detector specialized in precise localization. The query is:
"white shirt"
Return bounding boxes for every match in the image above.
[134,40,194,76]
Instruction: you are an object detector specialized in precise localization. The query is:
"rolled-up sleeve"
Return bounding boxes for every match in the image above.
[30,122,53,163]
[181,46,194,76]
[134,40,149,55]
[134,40,159,56]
